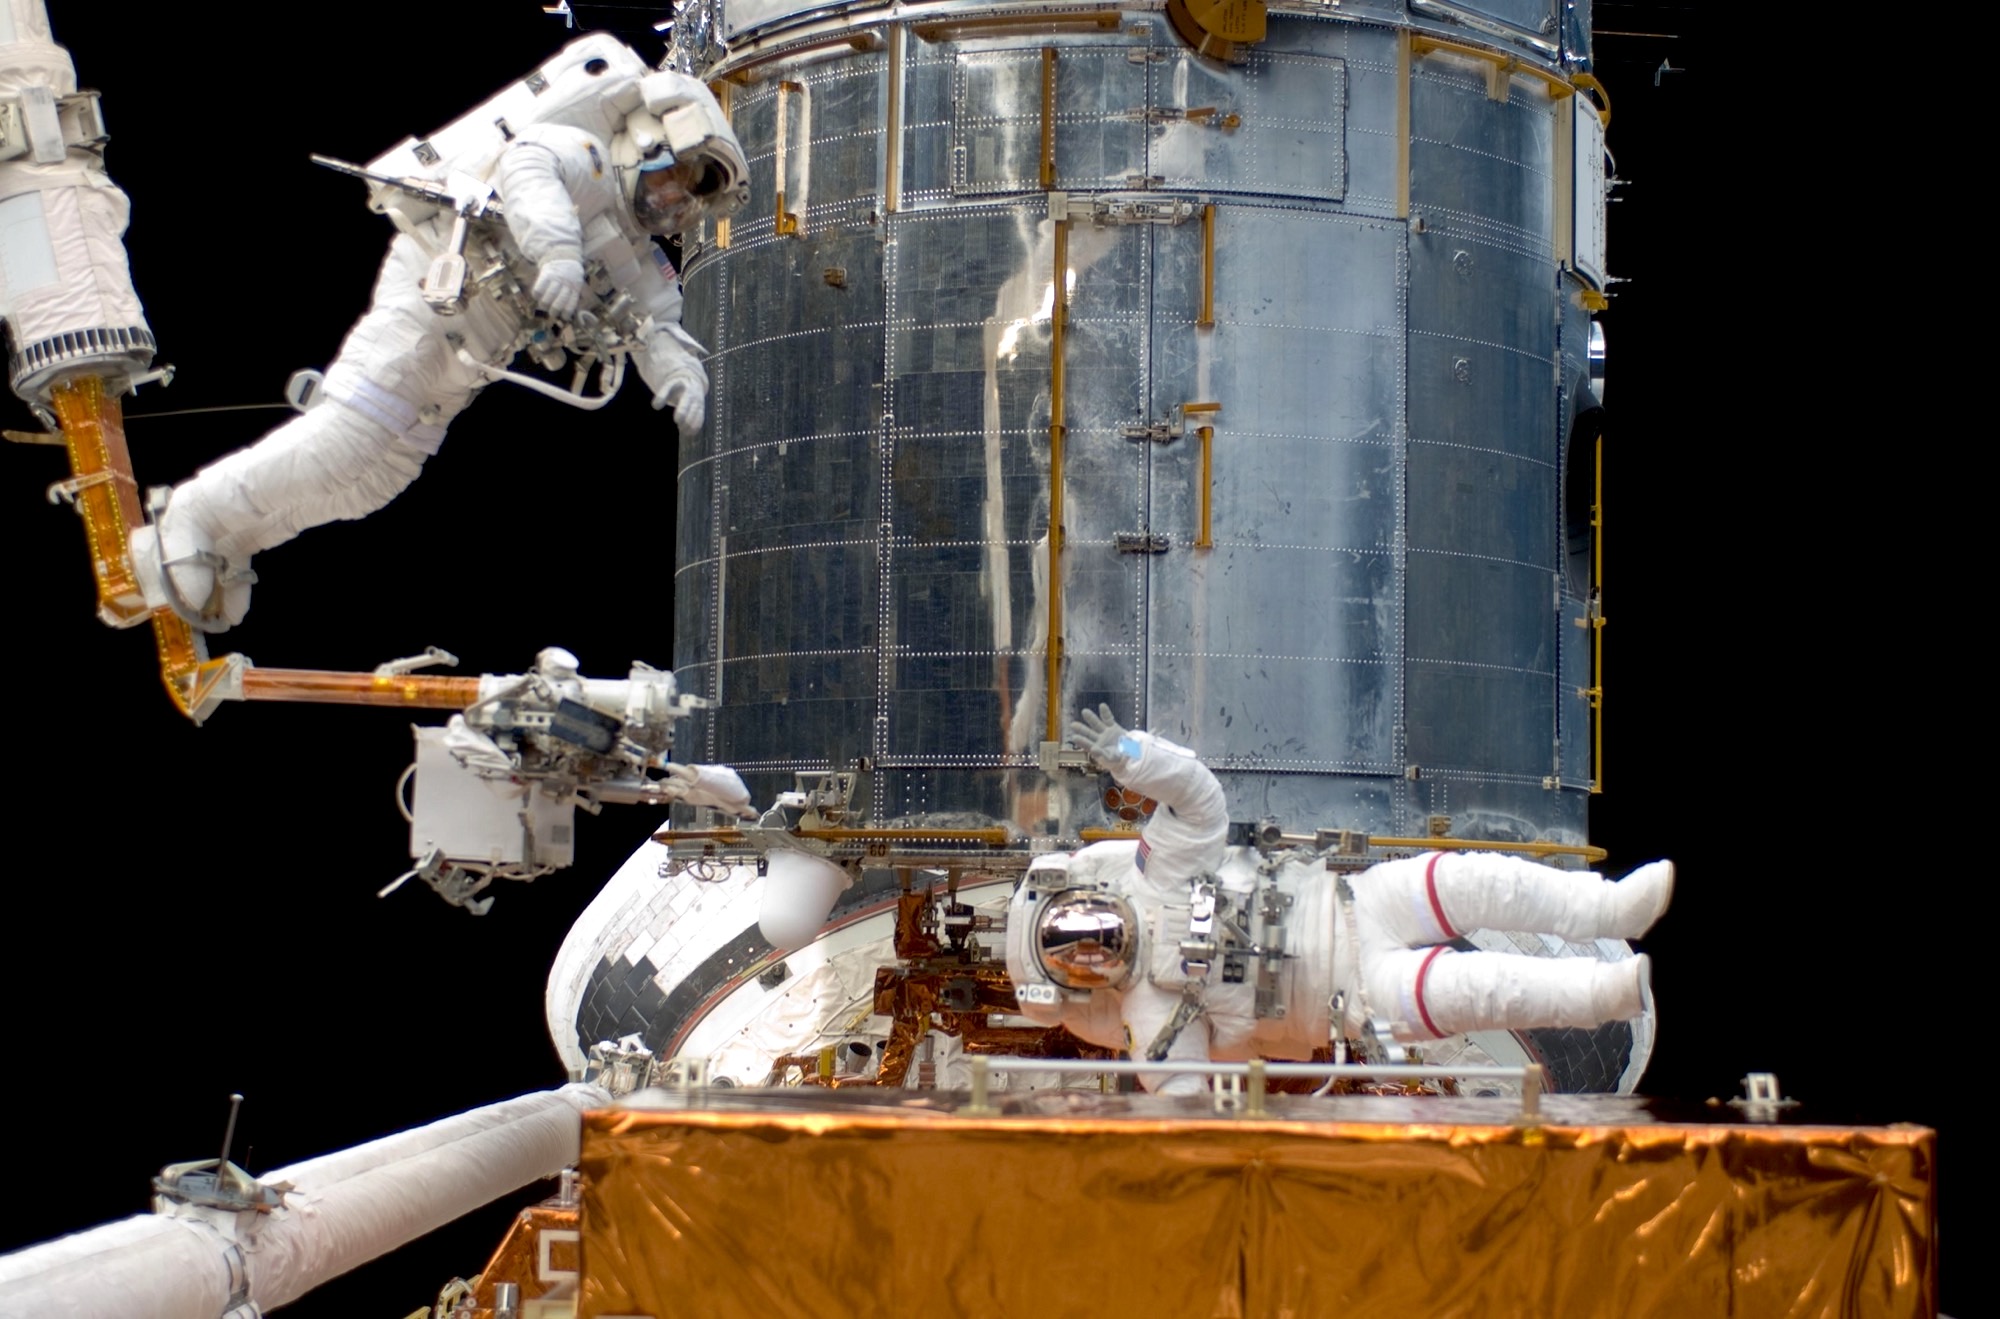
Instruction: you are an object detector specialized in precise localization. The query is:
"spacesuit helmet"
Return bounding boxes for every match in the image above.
[1034,888,1138,990]
[633,148,722,235]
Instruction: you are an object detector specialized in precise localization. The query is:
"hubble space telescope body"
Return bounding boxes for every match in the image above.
[552,0,1636,1092]
[0,2,1944,1315]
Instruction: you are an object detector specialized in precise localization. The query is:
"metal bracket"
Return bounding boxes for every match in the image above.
[795,769,860,823]
[1038,740,1094,774]
[1144,106,1242,131]
[1253,882,1291,1018]
[1144,981,1209,1062]
[1180,881,1219,975]
[44,469,114,506]
[1727,1072,1799,1123]
[1123,400,1219,445]
[1089,194,1197,226]
[1314,828,1370,856]
[375,646,460,677]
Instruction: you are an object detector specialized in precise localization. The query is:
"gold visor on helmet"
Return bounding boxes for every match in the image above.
[1034,889,1138,990]
[634,154,723,235]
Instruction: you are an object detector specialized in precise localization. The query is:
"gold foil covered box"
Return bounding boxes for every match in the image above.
[567,1091,1936,1318]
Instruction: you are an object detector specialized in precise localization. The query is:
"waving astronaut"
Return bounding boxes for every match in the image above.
[128,35,748,631]
[1006,706,1674,1094]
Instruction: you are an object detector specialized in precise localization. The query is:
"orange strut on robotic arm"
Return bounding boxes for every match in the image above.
[45,379,482,720]
[48,377,148,626]
[46,376,229,719]
[237,669,483,709]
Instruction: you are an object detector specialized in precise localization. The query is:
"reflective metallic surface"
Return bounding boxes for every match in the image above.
[580,1096,1939,1318]
[677,5,1605,850]
[1034,887,1137,988]
[661,1,1631,1086]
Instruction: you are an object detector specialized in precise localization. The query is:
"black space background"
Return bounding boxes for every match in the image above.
[2,5,1959,1316]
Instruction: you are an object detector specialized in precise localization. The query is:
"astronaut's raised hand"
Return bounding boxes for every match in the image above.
[660,761,756,818]
[1070,703,1139,775]
[532,256,587,318]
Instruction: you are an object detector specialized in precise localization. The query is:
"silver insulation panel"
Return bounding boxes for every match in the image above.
[674,2,1600,847]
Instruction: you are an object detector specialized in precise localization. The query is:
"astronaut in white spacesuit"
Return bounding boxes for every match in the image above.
[1006,706,1674,1093]
[128,36,746,631]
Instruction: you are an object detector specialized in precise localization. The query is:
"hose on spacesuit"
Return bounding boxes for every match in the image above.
[454,343,626,409]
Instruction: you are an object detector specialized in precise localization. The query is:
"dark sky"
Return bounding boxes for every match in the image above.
[4,4,1952,1314]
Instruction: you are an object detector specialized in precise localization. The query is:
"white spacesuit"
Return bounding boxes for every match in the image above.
[660,760,756,819]
[128,35,747,631]
[1006,706,1673,1094]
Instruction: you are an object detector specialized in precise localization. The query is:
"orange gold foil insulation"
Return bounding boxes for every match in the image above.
[577,1105,1935,1318]
[47,376,224,717]
[49,375,147,626]
[237,667,482,708]
[468,1201,581,1318]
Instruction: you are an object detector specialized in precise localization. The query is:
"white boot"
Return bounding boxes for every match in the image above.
[1363,852,1675,943]
[1599,861,1673,940]
[1590,953,1649,1022]
[129,493,255,632]
[1363,947,1651,1040]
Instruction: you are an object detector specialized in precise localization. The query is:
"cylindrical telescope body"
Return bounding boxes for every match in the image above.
[0,0,156,403]
[672,0,1606,848]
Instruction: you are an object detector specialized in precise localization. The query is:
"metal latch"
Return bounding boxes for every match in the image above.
[1254,883,1292,1018]
[1180,881,1219,975]
[1315,828,1370,856]
[1122,400,1221,445]
[1145,106,1242,131]
[1038,740,1094,774]
[1090,195,1197,226]
[1115,532,1170,554]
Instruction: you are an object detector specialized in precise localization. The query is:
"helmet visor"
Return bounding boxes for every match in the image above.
[635,157,723,235]
[1034,889,1137,990]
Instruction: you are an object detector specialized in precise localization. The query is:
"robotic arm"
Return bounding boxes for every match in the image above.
[394,647,732,914]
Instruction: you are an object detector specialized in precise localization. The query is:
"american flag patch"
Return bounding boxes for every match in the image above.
[1136,838,1150,873]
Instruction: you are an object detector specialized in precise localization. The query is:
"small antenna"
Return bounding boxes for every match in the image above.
[218,1093,245,1168]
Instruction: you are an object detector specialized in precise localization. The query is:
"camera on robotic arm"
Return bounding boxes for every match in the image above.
[384,646,708,914]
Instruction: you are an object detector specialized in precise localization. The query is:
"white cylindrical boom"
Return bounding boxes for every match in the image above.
[0,1083,609,1317]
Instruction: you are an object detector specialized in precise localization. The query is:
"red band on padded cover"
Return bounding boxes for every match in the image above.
[1424,852,1459,940]
[1413,944,1449,1039]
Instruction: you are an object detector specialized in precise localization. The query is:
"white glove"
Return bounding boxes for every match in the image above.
[660,761,701,800]
[651,359,707,435]
[661,761,756,817]
[532,257,586,318]
[1069,703,1139,775]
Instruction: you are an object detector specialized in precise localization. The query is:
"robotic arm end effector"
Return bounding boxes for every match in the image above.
[395,651,719,912]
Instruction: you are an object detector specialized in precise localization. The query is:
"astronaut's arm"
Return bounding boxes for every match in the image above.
[491,133,589,313]
[662,762,755,818]
[1069,706,1228,871]
[582,229,707,431]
